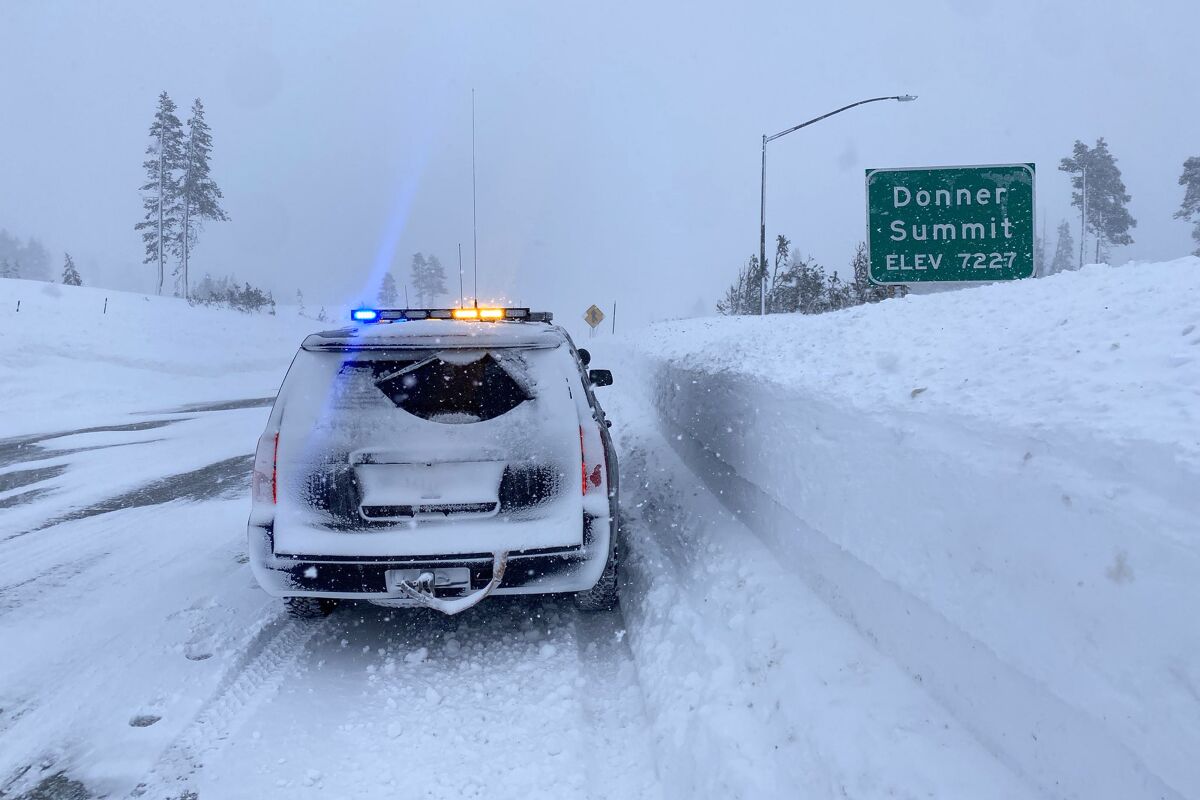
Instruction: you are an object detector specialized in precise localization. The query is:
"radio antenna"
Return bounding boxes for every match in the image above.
[471,88,479,309]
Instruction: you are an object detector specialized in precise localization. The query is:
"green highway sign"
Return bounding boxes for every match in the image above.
[866,163,1035,284]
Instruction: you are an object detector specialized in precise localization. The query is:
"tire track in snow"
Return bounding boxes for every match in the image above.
[0,498,269,800]
[3,455,251,544]
[130,615,320,800]
[2,400,268,540]
[146,599,664,800]
[0,553,108,616]
[0,420,181,470]
[569,608,664,799]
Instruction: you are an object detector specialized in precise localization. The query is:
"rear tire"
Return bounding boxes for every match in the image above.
[284,597,336,619]
[574,552,619,612]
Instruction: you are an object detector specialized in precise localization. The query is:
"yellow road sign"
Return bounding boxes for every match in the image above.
[583,304,605,328]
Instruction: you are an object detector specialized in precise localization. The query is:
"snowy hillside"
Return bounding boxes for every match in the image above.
[0,278,322,436]
[625,257,1200,800]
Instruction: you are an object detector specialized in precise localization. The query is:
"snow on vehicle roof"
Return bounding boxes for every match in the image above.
[302,319,567,351]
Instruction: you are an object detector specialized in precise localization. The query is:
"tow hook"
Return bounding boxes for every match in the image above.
[415,571,435,593]
[392,552,508,615]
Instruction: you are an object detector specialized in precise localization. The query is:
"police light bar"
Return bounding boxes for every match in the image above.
[349,307,551,323]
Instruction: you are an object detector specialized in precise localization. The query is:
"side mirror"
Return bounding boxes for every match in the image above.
[588,369,613,387]
[577,348,592,366]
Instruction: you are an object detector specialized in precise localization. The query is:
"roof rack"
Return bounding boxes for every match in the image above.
[350,307,553,323]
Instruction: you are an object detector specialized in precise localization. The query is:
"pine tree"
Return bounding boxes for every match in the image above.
[295,289,306,317]
[411,253,448,306]
[378,272,399,305]
[0,230,14,267]
[189,273,271,312]
[769,254,799,313]
[826,271,850,311]
[0,231,50,280]
[0,258,15,279]
[848,241,880,304]
[1175,156,1200,257]
[28,242,50,280]
[135,92,185,295]
[176,98,228,299]
[191,274,216,304]
[0,236,52,281]
[849,242,868,304]
[409,253,429,305]
[767,252,828,314]
[1049,220,1075,275]
[798,258,828,314]
[317,306,328,322]
[61,253,82,286]
[764,234,791,313]
[1059,138,1136,265]
[717,255,759,315]
[425,255,447,303]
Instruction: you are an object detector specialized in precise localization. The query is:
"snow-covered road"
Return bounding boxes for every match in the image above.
[0,375,1037,800]
[0,401,662,800]
[167,602,659,800]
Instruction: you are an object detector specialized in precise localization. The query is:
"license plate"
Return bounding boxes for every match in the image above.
[354,462,505,507]
[385,567,472,593]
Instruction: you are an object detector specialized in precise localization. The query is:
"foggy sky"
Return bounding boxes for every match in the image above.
[1,0,1197,336]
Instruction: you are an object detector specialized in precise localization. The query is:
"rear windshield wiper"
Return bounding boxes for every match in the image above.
[373,355,439,387]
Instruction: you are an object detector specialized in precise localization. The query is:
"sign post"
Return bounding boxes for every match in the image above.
[866,164,1035,284]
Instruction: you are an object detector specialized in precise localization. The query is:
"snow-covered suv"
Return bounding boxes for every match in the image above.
[247,308,618,617]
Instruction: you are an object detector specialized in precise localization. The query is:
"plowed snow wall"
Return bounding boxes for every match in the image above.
[645,318,1198,800]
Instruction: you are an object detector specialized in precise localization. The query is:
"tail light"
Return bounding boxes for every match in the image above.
[252,432,279,504]
[579,424,606,496]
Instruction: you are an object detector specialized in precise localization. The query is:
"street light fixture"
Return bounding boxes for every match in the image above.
[758,94,917,314]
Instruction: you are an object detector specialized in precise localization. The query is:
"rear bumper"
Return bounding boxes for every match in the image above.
[248,515,612,600]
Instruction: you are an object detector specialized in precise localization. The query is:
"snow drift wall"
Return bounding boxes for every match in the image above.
[636,259,1200,800]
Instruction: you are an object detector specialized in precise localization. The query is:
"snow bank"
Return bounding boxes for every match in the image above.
[0,278,324,436]
[627,258,1200,800]
[647,258,1200,471]
[607,403,1039,799]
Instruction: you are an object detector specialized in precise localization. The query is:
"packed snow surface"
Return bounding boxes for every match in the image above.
[2,261,1197,799]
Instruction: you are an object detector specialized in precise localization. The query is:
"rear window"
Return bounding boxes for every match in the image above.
[345,353,531,424]
[274,344,583,514]
[279,347,555,431]
[272,342,587,537]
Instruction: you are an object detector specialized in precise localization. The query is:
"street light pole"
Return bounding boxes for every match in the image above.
[759,94,917,315]
[760,134,767,315]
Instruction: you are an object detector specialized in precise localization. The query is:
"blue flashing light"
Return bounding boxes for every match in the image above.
[351,308,381,323]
